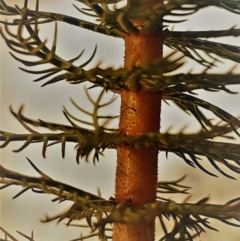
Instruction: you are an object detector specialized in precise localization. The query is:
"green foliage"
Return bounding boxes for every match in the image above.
[1,160,240,241]
[1,91,240,178]
[1,0,240,240]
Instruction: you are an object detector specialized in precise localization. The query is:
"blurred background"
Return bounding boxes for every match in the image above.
[0,0,240,240]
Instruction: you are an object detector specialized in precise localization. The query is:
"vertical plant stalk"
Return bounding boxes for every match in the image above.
[113,8,164,241]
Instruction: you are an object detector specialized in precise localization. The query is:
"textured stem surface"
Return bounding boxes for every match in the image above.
[113,20,164,241]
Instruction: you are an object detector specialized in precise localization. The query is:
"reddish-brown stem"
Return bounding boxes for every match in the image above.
[113,17,164,241]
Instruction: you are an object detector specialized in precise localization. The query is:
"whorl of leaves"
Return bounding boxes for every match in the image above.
[0,89,240,178]
[1,160,240,241]
[1,0,240,93]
